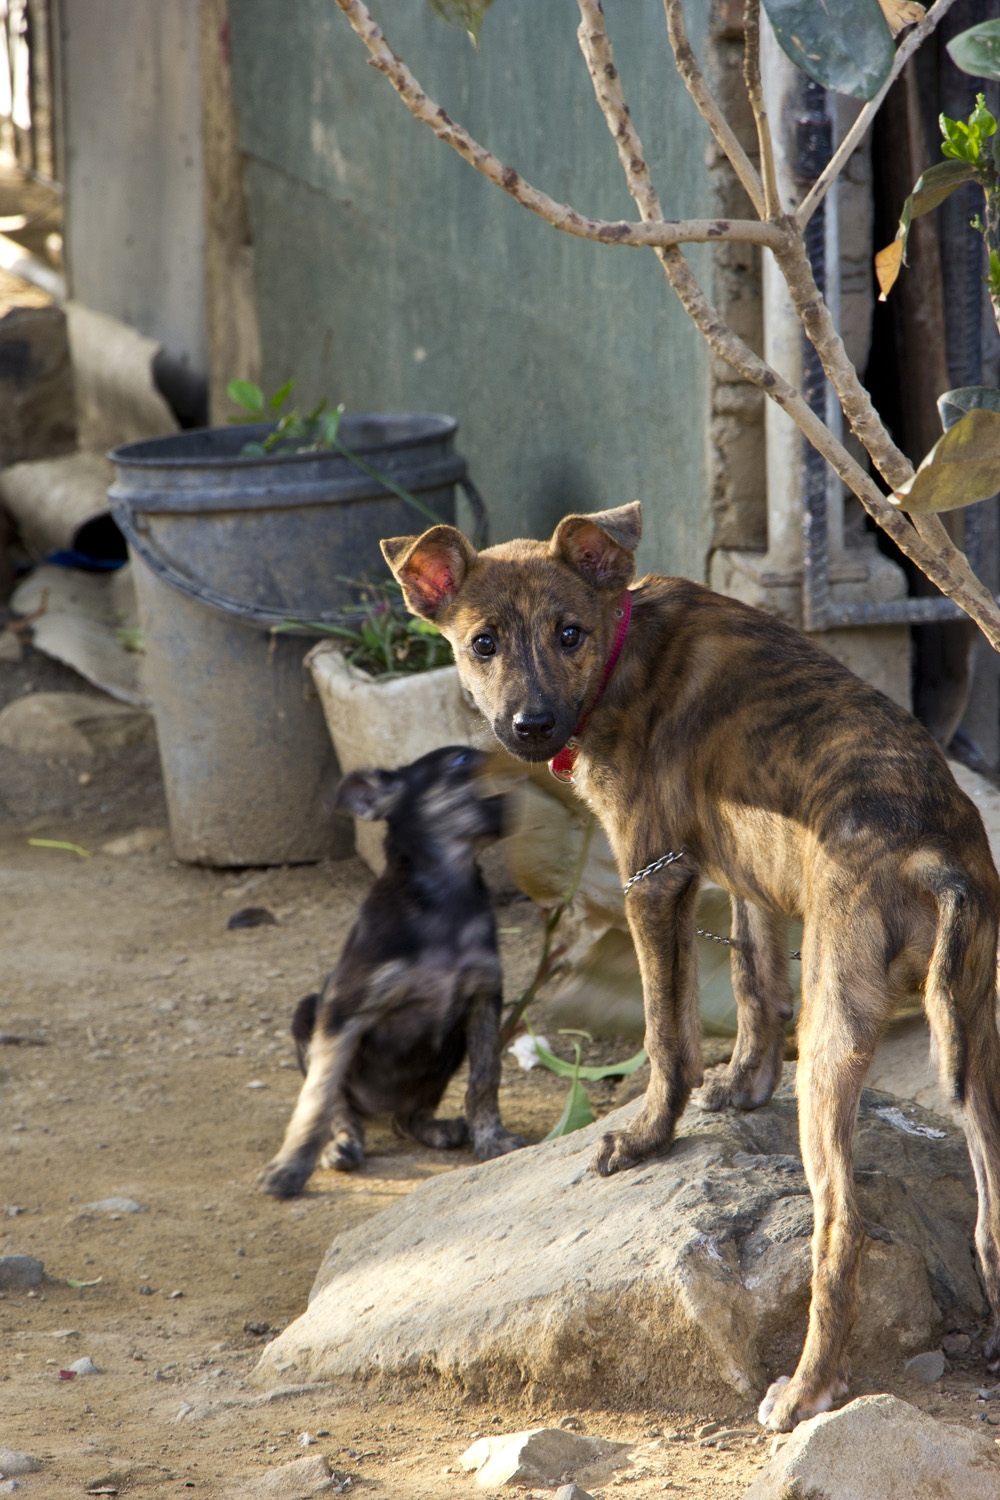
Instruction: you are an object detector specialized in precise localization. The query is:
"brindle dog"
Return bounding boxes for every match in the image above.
[259,745,523,1199]
[381,501,1000,1431]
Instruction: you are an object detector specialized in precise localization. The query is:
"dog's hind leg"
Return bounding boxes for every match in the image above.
[259,1017,365,1198]
[395,1110,469,1150]
[319,1100,366,1172]
[760,933,889,1430]
[923,878,1000,1372]
[594,867,702,1176]
[962,1034,1000,1372]
[696,898,793,1112]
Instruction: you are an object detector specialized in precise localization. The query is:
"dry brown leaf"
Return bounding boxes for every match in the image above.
[875,235,905,300]
[877,0,925,38]
[890,407,1000,513]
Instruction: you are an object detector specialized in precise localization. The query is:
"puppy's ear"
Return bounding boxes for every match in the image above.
[381,525,478,620]
[549,502,641,591]
[335,768,404,822]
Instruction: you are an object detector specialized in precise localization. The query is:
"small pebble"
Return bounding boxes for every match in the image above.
[80,1198,144,1215]
[696,1421,720,1438]
[904,1349,946,1383]
[0,1451,40,1476]
[0,1256,43,1290]
[67,1356,99,1376]
[227,906,277,930]
[553,1487,594,1500]
[942,1332,972,1356]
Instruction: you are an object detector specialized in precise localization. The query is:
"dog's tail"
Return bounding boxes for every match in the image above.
[291,992,320,1076]
[920,867,997,1106]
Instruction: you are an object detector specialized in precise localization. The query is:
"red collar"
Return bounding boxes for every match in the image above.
[549,590,632,784]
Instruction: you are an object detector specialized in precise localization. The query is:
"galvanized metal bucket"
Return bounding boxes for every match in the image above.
[109,414,484,867]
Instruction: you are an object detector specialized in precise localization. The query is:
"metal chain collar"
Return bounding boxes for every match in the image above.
[623,846,801,961]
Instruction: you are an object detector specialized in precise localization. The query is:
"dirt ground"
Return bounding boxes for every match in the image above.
[2,641,1000,1500]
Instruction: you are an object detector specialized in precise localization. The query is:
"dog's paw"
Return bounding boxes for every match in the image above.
[416,1117,470,1150]
[319,1137,364,1172]
[757,1372,845,1430]
[984,1322,1000,1372]
[756,1376,792,1429]
[258,1158,312,1199]
[591,1128,642,1177]
[691,1069,737,1112]
[473,1127,525,1161]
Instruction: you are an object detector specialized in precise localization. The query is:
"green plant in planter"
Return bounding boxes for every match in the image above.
[226,378,449,529]
[276,575,454,679]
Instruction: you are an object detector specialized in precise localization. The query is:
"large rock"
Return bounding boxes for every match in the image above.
[744,1394,999,1499]
[252,1076,984,1410]
[0,690,154,758]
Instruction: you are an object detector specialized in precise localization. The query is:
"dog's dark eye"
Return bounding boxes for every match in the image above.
[472,633,496,658]
[559,624,582,651]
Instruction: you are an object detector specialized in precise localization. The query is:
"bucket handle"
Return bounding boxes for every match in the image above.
[459,476,489,548]
[109,474,489,632]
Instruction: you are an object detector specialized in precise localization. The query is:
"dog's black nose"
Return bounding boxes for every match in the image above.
[513,711,556,743]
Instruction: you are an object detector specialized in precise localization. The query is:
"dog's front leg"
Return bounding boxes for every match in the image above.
[696,897,793,1112]
[465,984,525,1161]
[594,868,702,1176]
[259,1017,365,1198]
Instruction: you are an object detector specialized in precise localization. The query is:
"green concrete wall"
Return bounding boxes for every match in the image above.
[227,0,713,579]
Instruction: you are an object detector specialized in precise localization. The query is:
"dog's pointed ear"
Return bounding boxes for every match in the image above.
[549,502,641,591]
[380,526,477,620]
[335,768,404,822]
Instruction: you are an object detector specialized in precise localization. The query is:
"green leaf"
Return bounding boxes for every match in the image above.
[936,385,1000,432]
[911,160,979,216]
[544,1073,594,1140]
[948,19,1000,82]
[527,1028,648,1082]
[239,441,268,457]
[28,838,89,858]
[269,379,295,411]
[940,95,996,163]
[66,1275,102,1288]
[426,0,495,47]
[890,407,1000,512]
[760,0,894,99]
[876,160,979,301]
[227,379,265,413]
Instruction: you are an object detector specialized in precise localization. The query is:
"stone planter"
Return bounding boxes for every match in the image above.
[307,643,492,870]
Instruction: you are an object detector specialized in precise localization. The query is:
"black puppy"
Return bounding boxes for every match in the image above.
[259,744,524,1197]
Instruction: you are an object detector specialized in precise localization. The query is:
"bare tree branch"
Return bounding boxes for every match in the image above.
[774,231,1000,636]
[333,0,780,249]
[576,0,663,224]
[662,0,766,219]
[577,0,1000,650]
[742,0,781,218]
[794,0,961,230]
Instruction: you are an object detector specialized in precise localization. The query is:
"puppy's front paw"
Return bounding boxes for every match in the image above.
[473,1126,525,1162]
[258,1157,312,1199]
[319,1137,364,1172]
[591,1128,641,1177]
[593,1110,671,1176]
